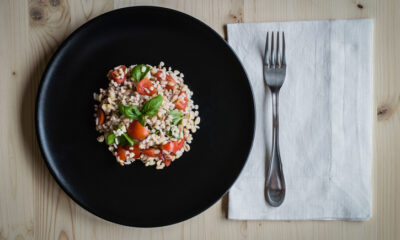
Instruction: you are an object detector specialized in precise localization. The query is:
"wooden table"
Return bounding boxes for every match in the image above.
[1,0,399,239]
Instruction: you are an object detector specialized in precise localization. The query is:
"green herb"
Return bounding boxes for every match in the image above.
[138,115,146,126]
[106,133,116,145]
[131,64,150,82]
[122,133,134,147]
[116,135,126,146]
[118,104,141,119]
[154,129,160,135]
[169,109,184,125]
[118,95,163,127]
[141,95,163,116]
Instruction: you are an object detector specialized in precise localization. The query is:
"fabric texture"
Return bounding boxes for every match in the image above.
[227,19,373,221]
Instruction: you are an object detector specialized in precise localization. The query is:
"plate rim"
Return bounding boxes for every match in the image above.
[35,5,256,228]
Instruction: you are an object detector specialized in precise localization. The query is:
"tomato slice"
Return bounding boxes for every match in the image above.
[163,159,171,167]
[97,109,105,125]
[159,153,171,167]
[165,74,176,90]
[155,70,165,81]
[174,139,185,152]
[125,143,140,158]
[161,142,175,153]
[161,139,185,154]
[174,91,188,110]
[109,65,126,84]
[127,120,150,140]
[136,78,157,96]
[117,146,127,161]
[142,148,160,157]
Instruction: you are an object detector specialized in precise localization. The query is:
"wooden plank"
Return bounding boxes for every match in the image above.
[374,0,400,239]
[0,1,34,239]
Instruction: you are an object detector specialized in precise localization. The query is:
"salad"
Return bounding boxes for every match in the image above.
[94,62,200,169]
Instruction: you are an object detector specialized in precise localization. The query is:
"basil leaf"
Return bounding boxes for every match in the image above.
[118,104,125,115]
[169,109,184,125]
[138,115,146,126]
[142,95,163,116]
[131,65,142,82]
[122,133,134,147]
[118,104,141,119]
[117,135,127,146]
[106,133,116,145]
[142,66,151,79]
[169,109,183,118]
[132,106,142,116]
[131,64,150,82]
[173,118,182,125]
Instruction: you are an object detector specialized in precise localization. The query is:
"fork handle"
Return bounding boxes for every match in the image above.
[265,90,286,207]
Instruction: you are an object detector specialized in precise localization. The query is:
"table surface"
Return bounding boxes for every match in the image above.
[1,0,399,239]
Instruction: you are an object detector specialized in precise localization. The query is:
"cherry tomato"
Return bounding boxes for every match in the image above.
[161,138,185,153]
[136,78,157,96]
[161,142,175,153]
[97,109,105,125]
[128,120,150,140]
[109,65,126,84]
[155,70,165,81]
[117,146,127,161]
[125,143,140,158]
[142,148,160,157]
[174,91,188,110]
[165,74,176,90]
[163,159,171,167]
[159,153,171,167]
[174,138,185,152]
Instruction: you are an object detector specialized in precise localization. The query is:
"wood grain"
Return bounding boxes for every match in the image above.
[0,0,399,239]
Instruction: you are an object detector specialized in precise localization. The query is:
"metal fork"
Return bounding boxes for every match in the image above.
[264,32,286,207]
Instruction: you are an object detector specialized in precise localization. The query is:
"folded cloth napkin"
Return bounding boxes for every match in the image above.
[227,19,373,221]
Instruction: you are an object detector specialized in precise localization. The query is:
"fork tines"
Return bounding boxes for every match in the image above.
[264,31,286,68]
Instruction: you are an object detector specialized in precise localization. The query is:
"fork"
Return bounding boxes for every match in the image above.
[264,32,286,207]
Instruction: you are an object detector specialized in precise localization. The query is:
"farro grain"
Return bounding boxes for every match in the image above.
[97,135,104,142]
[195,117,200,125]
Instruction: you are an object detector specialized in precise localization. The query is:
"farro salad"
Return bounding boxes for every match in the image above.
[94,62,200,169]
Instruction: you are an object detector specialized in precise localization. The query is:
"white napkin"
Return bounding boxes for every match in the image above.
[228,19,373,221]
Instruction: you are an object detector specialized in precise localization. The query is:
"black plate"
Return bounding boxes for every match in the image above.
[36,6,255,227]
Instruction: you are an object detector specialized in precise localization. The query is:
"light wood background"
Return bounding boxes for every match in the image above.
[0,0,399,239]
